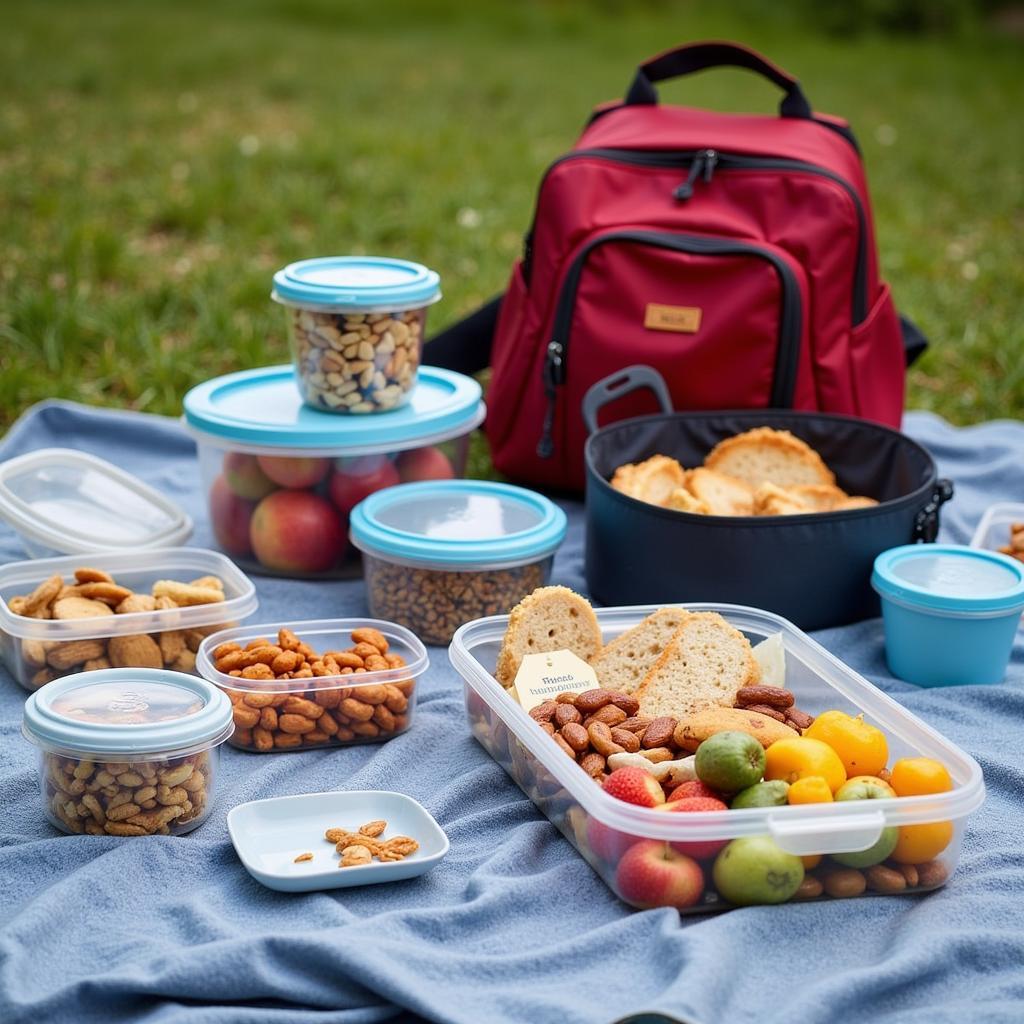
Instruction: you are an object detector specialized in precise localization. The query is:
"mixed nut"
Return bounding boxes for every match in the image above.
[998,522,1024,564]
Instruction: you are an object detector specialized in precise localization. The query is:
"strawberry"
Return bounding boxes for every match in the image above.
[666,780,722,803]
[661,795,730,859]
[603,767,665,808]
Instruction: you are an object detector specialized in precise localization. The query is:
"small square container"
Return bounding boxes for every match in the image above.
[183,365,484,579]
[449,603,985,914]
[0,547,258,691]
[272,256,440,414]
[350,480,568,645]
[872,544,1024,686]
[21,667,233,837]
[196,618,427,752]
[970,502,1024,563]
[0,448,193,559]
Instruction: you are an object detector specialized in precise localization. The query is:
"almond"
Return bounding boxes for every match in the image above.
[108,634,163,669]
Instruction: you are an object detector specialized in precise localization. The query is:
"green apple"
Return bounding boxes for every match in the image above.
[835,779,896,802]
[831,826,898,868]
[731,780,790,809]
[713,836,804,905]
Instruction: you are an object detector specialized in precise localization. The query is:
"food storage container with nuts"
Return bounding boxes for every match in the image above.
[350,481,568,645]
[22,667,233,836]
[970,502,1024,564]
[450,603,985,915]
[195,618,427,752]
[183,365,483,578]
[0,448,193,559]
[0,548,257,691]
[272,256,440,413]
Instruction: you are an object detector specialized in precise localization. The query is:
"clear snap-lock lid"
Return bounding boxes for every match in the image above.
[0,448,193,556]
[22,668,233,758]
[872,544,1024,616]
[183,365,483,455]
[349,480,568,570]
[271,256,441,313]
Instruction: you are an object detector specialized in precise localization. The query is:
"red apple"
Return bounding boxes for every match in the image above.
[603,767,665,809]
[661,796,730,860]
[328,458,400,515]
[209,475,255,557]
[615,840,705,909]
[256,454,331,489]
[223,452,277,501]
[586,818,642,865]
[250,490,345,572]
[666,780,723,804]
[396,445,455,482]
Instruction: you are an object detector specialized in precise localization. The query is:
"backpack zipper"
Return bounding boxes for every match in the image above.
[523,147,867,324]
[537,230,803,459]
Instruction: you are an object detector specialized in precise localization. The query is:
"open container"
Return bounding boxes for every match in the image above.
[971,502,1024,562]
[183,365,484,578]
[0,448,193,559]
[450,603,985,913]
[22,667,233,837]
[872,544,1024,686]
[272,256,441,413]
[350,480,568,645]
[196,618,427,752]
[0,547,257,691]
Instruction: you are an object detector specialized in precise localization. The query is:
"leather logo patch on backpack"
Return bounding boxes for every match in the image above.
[644,303,702,333]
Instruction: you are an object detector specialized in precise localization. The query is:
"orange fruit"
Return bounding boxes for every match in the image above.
[891,821,954,864]
[788,776,834,805]
[890,758,953,798]
[804,710,888,778]
[765,737,847,793]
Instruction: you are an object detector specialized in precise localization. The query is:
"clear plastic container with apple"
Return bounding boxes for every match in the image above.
[449,604,986,914]
[183,365,484,578]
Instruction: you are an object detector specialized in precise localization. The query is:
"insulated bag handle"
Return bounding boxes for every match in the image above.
[625,41,813,119]
[582,365,673,435]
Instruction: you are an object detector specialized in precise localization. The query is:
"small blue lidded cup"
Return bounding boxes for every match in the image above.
[872,544,1024,686]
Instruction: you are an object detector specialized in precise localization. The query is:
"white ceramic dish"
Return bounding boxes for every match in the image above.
[227,790,449,892]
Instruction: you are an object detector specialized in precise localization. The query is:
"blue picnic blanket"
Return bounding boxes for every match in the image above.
[0,400,1022,1024]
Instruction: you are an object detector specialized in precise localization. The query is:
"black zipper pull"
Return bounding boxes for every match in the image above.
[702,148,718,183]
[673,153,705,201]
[537,341,563,459]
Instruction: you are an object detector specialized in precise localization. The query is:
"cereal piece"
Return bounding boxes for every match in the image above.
[21,639,50,669]
[108,634,164,669]
[294,852,314,863]
[159,630,187,663]
[75,582,133,605]
[350,627,388,654]
[171,649,197,672]
[359,819,387,838]
[22,574,64,616]
[340,844,373,867]
[188,576,224,591]
[52,596,115,620]
[240,663,274,680]
[151,580,224,606]
[74,567,115,584]
[116,593,158,614]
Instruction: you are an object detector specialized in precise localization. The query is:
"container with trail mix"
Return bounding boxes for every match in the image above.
[272,256,441,414]
[22,668,233,837]
[349,481,568,645]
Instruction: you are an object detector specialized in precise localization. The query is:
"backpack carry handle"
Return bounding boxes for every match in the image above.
[625,41,813,119]
[582,366,674,435]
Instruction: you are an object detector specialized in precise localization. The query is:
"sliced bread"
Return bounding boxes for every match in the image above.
[633,611,760,718]
[664,487,711,515]
[494,586,603,688]
[685,467,755,516]
[704,427,835,489]
[590,607,691,693]
[611,455,687,506]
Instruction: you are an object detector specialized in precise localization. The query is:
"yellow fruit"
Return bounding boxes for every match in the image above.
[788,775,834,805]
[891,821,954,864]
[804,710,888,778]
[890,757,953,798]
[765,737,847,793]
[801,854,822,869]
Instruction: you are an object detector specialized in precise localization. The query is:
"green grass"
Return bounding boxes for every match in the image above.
[1,0,1022,454]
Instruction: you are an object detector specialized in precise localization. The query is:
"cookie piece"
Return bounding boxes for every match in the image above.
[495,586,602,688]
[610,455,687,507]
[634,612,760,719]
[664,488,711,515]
[22,574,64,616]
[833,495,878,511]
[151,580,224,606]
[789,484,849,512]
[753,483,810,517]
[685,468,754,516]
[590,607,691,694]
[674,706,798,751]
[704,427,835,489]
[52,597,116,620]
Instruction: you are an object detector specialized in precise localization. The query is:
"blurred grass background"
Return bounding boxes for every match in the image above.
[1,0,1022,447]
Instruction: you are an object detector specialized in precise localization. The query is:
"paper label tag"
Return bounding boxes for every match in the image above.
[644,303,702,333]
[512,650,599,711]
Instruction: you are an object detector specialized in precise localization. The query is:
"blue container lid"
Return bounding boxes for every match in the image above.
[272,256,440,312]
[872,544,1024,615]
[183,365,483,454]
[349,480,567,569]
[22,668,233,757]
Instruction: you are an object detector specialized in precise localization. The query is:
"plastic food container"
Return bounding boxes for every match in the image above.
[350,481,568,645]
[0,548,257,691]
[196,618,427,752]
[971,502,1024,563]
[272,256,441,413]
[183,365,484,578]
[0,448,193,559]
[872,544,1024,686]
[450,603,985,914]
[22,667,233,836]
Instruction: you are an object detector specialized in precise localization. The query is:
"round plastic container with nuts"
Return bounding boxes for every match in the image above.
[349,480,568,646]
[195,618,428,752]
[22,668,233,837]
[272,256,440,414]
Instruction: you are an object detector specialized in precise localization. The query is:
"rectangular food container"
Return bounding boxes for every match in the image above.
[0,548,257,691]
[450,603,985,914]
[196,618,427,752]
[183,365,484,579]
[971,502,1024,561]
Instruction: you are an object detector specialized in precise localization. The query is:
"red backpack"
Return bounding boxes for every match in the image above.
[427,42,923,492]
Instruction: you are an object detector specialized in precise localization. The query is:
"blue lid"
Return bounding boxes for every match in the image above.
[349,480,567,569]
[872,544,1024,615]
[272,256,440,311]
[22,668,233,757]
[183,365,483,453]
